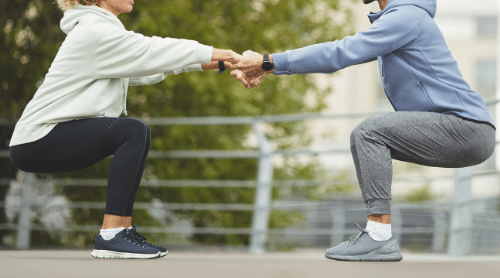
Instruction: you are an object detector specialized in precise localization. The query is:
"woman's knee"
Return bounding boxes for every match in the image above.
[146,125,151,140]
[118,118,149,144]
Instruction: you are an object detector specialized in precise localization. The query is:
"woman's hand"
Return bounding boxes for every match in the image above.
[206,48,269,89]
[211,48,242,66]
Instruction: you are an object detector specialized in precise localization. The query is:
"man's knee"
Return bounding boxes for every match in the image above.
[467,125,496,166]
[350,123,374,145]
[350,127,363,145]
[470,137,496,166]
[351,116,380,139]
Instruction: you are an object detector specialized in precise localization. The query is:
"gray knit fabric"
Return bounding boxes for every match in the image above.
[350,112,495,215]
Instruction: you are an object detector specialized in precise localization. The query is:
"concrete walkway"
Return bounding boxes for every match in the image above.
[0,249,499,278]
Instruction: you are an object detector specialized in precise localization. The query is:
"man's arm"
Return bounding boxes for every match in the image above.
[233,7,419,83]
[272,8,419,75]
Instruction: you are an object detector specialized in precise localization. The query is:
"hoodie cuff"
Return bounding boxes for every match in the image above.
[183,64,203,72]
[196,44,214,65]
[272,52,290,75]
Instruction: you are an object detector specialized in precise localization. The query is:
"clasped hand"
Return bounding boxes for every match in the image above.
[224,50,273,89]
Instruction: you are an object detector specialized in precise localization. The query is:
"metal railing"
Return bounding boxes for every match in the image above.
[1,98,500,254]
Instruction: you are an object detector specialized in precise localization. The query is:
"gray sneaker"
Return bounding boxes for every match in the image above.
[325,224,403,262]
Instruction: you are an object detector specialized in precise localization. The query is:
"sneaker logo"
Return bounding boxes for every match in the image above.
[379,240,398,254]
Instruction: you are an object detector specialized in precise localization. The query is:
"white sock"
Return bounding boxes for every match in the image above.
[366,220,392,241]
[99,227,125,240]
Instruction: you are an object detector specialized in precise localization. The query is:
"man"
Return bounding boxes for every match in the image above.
[232,0,495,261]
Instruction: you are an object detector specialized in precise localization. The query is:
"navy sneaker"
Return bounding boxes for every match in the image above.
[91,229,161,259]
[325,224,403,262]
[129,225,168,257]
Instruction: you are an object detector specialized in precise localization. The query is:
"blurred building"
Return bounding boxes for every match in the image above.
[311,0,499,199]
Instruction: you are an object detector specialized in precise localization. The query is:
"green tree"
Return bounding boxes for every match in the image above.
[1,0,357,248]
[0,0,67,247]
[402,185,436,203]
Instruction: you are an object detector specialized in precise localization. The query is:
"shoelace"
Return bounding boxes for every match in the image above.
[346,224,369,246]
[129,225,153,246]
[122,229,148,248]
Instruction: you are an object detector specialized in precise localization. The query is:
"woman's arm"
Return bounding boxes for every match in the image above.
[129,61,234,86]
[201,48,241,70]
[128,48,239,87]
[210,48,242,65]
[94,27,239,78]
[201,61,233,70]
[93,26,241,78]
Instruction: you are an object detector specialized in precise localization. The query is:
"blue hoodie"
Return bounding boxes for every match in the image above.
[272,0,493,126]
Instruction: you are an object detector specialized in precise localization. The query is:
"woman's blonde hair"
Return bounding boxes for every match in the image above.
[56,0,101,11]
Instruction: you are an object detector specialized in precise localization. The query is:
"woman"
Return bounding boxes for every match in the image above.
[233,0,496,261]
[9,0,240,259]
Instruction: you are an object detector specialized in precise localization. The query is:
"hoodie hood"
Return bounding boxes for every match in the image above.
[368,0,437,22]
[60,4,124,34]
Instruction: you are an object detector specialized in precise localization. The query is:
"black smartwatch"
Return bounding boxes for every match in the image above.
[262,54,274,71]
[218,61,225,74]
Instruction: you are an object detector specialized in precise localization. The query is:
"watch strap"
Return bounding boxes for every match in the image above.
[262,54,274,71]
[218,61,225,74]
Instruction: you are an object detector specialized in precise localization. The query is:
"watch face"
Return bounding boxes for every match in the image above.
[262,61,274,71]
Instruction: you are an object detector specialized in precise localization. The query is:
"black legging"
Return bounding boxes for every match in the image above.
[9,117,151,216]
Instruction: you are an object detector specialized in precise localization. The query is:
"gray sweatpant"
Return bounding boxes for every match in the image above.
[350,112,496,215]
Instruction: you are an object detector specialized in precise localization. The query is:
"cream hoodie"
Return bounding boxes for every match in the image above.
[9,5,213,146]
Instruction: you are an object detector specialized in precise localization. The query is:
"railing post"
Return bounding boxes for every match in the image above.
[392,205,402,243]
[16,171,36,249]
[330,205,345,246]
[448,167,474,255]
[249,121,274,253]
[432,208,447,253]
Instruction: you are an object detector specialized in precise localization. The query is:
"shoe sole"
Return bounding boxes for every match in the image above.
[325,250,403,262]
[91,249,161,259]
[160,250,168,257]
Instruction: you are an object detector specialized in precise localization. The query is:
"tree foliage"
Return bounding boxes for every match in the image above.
[0,0,357,247]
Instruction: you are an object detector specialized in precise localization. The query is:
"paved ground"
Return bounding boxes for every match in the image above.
[0,249,499,278]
